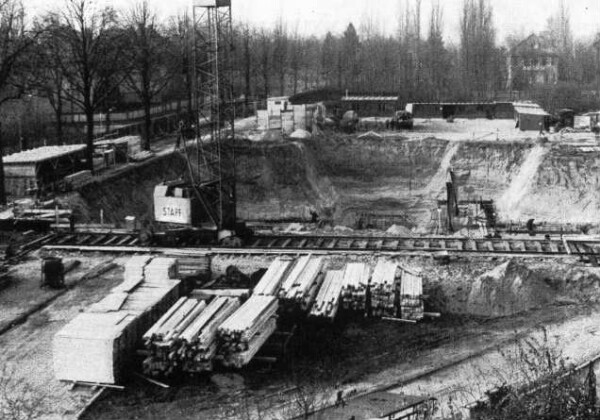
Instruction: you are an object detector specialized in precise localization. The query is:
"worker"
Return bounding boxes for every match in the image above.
[335,389,346,407]
[138,220,154,246]
[175,120,184,149]
[310,209,319,224]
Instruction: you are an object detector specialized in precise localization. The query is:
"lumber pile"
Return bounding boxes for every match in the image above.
[370,259,399,318]
[341,263,370,313]
[218,295,278,368]
[278,256,324,312]
[253,257,294,296]
[399,267,424,321]
[114,255,152,293]
[144,258,179,285]
[53,275,180,384]
[64,170,92,190]
[309,270,345,320]
[142,296,240,375]
[129,150,154,162]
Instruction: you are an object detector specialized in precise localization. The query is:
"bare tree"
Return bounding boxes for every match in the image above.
[32,15,67,144]
[272,18,288,96]
[0,0,40,204]
[257,28,272,99]
[56,0,126,172]
[123,1,175,150]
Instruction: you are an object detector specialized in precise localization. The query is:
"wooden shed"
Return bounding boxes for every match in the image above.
[3,145,87,197]
[513,102,550,131]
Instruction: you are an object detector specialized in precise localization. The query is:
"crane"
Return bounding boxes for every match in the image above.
[153,0,246,245]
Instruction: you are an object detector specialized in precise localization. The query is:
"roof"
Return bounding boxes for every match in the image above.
[513,102,549,116]
[409,102,505,106]
[3,145,86,164]
[512,32,557,56]
[298,392,432,420]
[343,96,398,102]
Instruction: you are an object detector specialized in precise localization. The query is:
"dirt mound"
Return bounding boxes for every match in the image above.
[386,224,413,236]
[467,260,557,317]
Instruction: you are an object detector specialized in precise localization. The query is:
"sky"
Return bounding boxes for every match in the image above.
[29,0,600,45]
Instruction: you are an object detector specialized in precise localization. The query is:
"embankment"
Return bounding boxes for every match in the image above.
[60,133,600,228]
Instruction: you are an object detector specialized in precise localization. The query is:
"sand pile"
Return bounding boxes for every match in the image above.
[466,260,556,317]
[386,224,413,236]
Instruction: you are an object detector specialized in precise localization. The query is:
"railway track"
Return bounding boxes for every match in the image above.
[22,230,600,260]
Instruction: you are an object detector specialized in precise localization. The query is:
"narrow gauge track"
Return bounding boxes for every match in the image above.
[26,231,600,259]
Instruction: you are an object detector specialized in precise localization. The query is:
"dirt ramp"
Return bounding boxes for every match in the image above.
[467,260,556,317]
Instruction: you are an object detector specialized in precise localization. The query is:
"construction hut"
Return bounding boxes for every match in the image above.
[3,145,87,197]
[513,102,551,131]
[342,95,398,117]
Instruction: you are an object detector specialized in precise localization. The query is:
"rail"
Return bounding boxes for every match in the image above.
[22,231,600,261]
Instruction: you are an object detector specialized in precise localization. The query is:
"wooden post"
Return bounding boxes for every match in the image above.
[0,122,6,206]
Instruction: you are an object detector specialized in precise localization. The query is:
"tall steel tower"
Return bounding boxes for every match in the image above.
[191,0,236,232]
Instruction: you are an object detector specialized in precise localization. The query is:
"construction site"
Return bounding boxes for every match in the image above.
[4,0,600,420]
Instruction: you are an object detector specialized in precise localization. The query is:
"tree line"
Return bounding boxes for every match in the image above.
[0,0,597,168]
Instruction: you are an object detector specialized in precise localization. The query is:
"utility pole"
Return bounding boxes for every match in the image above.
[0,122,6,206]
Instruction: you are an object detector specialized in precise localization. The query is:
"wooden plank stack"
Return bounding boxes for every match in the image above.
[278,256,324,312]
[144,258,179,285]
[253,257,294,296]
[218,295,278,368]
[399,267,424,321]
[309,270,345,320]
[341,263,370,313]
[370,259,399,318]
[53,256,181,384]
[114,255,153,293]
[142,296,240,375]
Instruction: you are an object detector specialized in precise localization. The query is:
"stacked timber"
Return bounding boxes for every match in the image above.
[341,263,370,313]
[370,259,398,318]
[278,256,324,312]
[177,256,211,287]
[53,260,181,384]
[253,257,294,296]
[64,170,92,190]
[399,267,424,321]
[218,295,278,368]
[309,270,345,320]
[114,255,153,292]
[144,258,179,285]
[142,296,240,375]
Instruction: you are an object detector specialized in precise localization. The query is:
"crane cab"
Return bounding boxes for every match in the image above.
[153,181,202,226]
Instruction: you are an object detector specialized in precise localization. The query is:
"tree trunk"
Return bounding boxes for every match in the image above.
[85,110,95,173]
[143,98,152,150]
[55,99,63,145]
